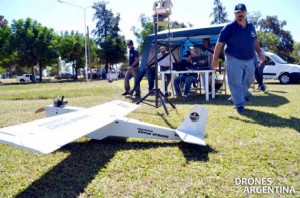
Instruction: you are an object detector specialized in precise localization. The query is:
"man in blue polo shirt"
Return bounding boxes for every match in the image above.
[211,3,265,113]
[122,40,141,97]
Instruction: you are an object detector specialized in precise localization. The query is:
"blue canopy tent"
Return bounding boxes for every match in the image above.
[139,23,226,72]
[128,24,226,96]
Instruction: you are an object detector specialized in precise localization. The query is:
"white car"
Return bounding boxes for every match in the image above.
[16,74,40,82]
[263,52,300,84]
[106,71,119,82]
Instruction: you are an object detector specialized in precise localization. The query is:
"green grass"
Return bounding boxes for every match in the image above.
[0,79,299,197]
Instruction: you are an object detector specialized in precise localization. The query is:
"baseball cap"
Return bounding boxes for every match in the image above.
[183,50,191,57]
[126,39,133,45]
[234,3,247,12]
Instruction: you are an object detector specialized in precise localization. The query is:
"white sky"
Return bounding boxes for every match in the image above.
[1,0,300,46]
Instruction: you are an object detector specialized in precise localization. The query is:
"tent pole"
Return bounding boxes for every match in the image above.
[154,21,159,108]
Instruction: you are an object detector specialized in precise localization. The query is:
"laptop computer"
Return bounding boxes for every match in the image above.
[191,56,211,70]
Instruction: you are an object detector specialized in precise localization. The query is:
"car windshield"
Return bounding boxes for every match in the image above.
[269,54,287,64]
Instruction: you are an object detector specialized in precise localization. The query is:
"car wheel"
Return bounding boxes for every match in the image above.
[20,79,25,83]
[279,73,290,84]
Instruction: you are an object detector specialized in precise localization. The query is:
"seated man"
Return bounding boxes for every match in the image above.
[174,50,197,98]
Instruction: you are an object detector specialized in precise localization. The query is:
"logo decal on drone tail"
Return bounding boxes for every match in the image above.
[189,112,199,122]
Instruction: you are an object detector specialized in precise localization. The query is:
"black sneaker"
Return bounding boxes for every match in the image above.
[260,85,266,92]
[237,106,244,114]
[122,92,129,96]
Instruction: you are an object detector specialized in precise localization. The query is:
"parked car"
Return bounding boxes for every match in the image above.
[0,72,9,79]
[55,72,74,80]
[16,74,40,82]
[263,52,300,84]
[106,70,119,82]
[88,69,102,79]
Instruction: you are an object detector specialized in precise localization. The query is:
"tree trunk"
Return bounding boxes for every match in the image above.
[31,65,36,83]
[39,61,43,82]
[105,59,108,75]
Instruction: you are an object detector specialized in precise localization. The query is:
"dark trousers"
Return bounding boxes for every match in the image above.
[148,67,171,92]
[147,67,156,91]
[161,66,171,92]
[255,63,265,87]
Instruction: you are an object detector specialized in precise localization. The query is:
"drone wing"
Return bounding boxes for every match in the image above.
[0,100,138,154]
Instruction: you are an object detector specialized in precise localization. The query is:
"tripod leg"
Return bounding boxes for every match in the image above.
[159,89,176,109]
[136,89,155,105]
[157,91,170,116]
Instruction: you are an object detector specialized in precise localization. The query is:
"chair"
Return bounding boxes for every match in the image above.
[190,75,202,95]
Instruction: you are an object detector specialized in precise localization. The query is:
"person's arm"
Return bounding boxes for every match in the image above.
[255,39,265,64]
[187,61,193,70]
[128,52,139,71]
[211,42,225,70]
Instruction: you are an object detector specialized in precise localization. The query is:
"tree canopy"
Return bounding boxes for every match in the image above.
[92,1,126,71]
[0,0,299,80]
[209,0,230,25]
[257,16,294,62]
[0,16,14,73]
[58,31,86,79]
[9,18,59,82]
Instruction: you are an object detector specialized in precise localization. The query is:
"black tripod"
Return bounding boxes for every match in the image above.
[136,20,175,116]
[136,85,176,116]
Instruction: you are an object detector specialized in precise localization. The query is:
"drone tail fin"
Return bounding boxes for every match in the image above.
[175,106,208,146]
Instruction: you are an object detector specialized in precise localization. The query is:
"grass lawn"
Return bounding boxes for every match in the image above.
[0,79,299,197]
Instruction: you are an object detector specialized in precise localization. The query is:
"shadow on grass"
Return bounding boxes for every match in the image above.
[229,108,300,133]
[247,92,289,107]
[169,92,290,108]
[126,90,290,109]
[16,138,215,198]
[177,142,216,162]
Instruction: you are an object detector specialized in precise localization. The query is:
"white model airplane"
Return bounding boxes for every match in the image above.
[0,100,208,154]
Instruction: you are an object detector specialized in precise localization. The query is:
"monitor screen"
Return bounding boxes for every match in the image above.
[191,56,208,67]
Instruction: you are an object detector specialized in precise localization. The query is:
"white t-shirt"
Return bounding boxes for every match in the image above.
[199,47,214,67]
[158,52,174,67]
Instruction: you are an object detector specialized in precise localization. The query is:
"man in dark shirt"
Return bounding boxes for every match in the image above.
[174,50,197,98]
[122,40,141,97]
[211,3,265,113]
